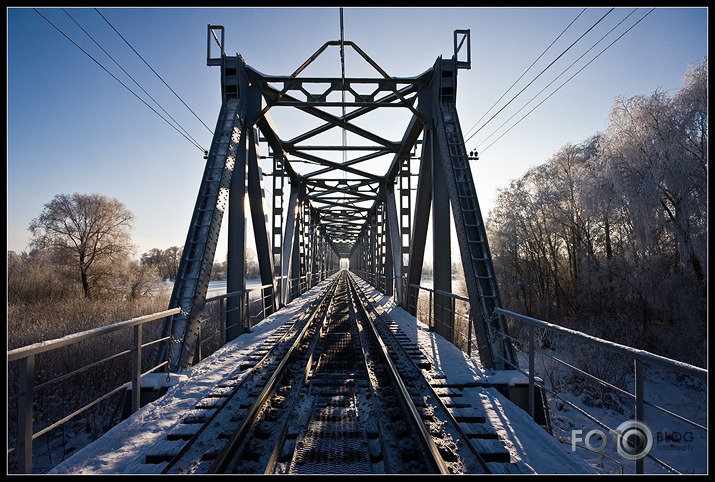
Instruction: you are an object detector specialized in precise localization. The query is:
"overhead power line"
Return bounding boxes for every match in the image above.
[94,8,215,136]
[33,8,206,153]
[475,8,641,152]
[463,7,587,141]
[61,8,206,152]
[464,7,615,145]
[477,8,656,155]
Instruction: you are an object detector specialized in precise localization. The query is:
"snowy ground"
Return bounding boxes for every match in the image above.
[531,347,708,474]
[47,274,706,475]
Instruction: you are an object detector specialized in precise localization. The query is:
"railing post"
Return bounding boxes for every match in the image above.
[528,324,535,420]
[467,310,472,357]
[244,290,250,332]
[196,322,202,363]
[219,298,226,346]
[18,354,34,473]
[428,290,433,330]
[635,359,645,474]
[450,296,456,345]
[131,324,142,414]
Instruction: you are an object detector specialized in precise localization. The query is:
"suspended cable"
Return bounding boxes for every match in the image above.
[33,8,205,152]
[62,8,206,152]
[478,8,656,155]
[474,8,640,152]
[94,8,215,136]
[464,7,614,145]
[463,7,587,140]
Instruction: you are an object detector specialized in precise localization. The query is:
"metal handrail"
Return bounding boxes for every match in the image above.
[7,269,340,474]
[8,308,179,474]
[494,308,706,474]
[495,308,707,379]
[7,309,180,362]
[356,274,707,474]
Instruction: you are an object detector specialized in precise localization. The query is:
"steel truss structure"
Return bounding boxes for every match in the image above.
[157,25,517,373]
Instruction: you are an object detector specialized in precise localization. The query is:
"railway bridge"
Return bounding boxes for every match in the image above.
[8,24,707,475]
[155,25,516,378]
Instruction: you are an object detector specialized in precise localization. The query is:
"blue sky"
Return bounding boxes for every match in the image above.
[6,7,708,262]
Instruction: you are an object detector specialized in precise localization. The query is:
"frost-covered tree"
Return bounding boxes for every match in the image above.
[599,59,707,288]
[141,246,183,280]
[29,193,135,298]
[488,58,707,363]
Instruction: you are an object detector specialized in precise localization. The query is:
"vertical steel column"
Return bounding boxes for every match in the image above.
[272,154,285,305]
[291,197,306,297]
[226,125,248,341]
[432,131,452,341]
[298,200,309,292]
[385,182,402,301]
[281,181,302,305]
[376,204,388,292]
[369,210,378,288]
[309,208,317,288]
[399,157,412,306]
[406,130,433,313]
[247,127,278,315]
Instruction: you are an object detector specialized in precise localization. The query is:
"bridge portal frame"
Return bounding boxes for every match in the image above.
[158,25,516,373]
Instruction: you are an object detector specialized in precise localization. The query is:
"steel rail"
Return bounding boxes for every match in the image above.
[346,274,451,475]
[262,277,350,474]
[345,277,398,473]
[206,280,337,474]
[351,273,498,474]
[159,283,334,474]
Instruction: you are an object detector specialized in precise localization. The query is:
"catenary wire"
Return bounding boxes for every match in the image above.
[462,7,587,141]
[464,8,614,145]
[61,8,206,152]
[477,8,656,155]
[94,8,215,136]
[33,8,206,153]
[473,8,641,152]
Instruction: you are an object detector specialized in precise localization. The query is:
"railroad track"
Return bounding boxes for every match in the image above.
[140,271,521,474]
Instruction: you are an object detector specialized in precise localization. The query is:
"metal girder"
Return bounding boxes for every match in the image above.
[166,25,515,376]
[429,57,517,370]
[247,127,278,315]
[431,123,453,341]
[384,182,403,301]
[158,94,246,371]
[406,128,433,296]
[226,120,249,343]
[281,181,303,305]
